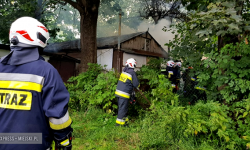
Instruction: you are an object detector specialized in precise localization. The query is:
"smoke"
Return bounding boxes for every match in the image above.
[136,19,175,52]
[116,18,175,52]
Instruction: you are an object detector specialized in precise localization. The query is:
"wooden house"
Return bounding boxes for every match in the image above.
[0,31,168,82]
[44,31,168,75]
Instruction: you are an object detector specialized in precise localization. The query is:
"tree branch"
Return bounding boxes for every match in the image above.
[59,0,84,14]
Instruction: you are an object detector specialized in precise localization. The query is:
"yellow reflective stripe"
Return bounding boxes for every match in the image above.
[195,87,206,91]
[115,91,130,99]
[120,72,132,81]
[116,120,125,125]
[0,81,43,92]
[116,119,125,125]
[168,71,173,78]
[0,90,32,110]
[49,116,72,130]
[60,139,69,146]
[191,77,196,81]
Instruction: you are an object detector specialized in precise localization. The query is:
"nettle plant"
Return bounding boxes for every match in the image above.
[66,63,118,112]
[164,0,250,149]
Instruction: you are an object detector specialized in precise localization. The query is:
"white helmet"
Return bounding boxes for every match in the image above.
[176,62,182,67]
[9,16,50,48]
[167,60,175,67]
[126,58,136,68]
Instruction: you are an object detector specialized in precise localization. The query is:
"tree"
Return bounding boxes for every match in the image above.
[167,0,250,102]
[0,0,37,43]
[55,0,140,72]
[0,0,62,44]
[56,0,100,72]
[139,0,187,24]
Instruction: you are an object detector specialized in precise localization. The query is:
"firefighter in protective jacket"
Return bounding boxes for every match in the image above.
[115,58,139,126]
[0,17,73,150]
[166,60,177,92]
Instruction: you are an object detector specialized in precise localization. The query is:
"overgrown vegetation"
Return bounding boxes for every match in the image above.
[67,60,250,149]
[66,0,250,149]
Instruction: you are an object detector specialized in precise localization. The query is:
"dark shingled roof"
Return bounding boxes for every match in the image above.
[44,31,163,53]
[97,32,145,48]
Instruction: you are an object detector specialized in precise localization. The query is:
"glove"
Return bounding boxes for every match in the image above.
[54,131,72,150]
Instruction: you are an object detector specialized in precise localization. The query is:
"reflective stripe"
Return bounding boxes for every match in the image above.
[0,81,43,92]
[116,118,125,125]
[195,86,206,91]
[172,84,176,88]
[0,73,44,85]
[121,72,132,80]
[168,71,173,78]
[60,139,69,146]
[119,72,132,83]
[191,77,196,81]
[115,90,130,99]
[0,73,44,92]
[49,111,72,130]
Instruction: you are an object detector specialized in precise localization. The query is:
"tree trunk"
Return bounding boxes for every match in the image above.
[78,0,100,73]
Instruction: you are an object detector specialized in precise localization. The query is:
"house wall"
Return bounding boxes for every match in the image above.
[122,53,147,71]
[0,49,10,58]
[48,57,76,83]
[97,49,113,70]
[121,33,163,54]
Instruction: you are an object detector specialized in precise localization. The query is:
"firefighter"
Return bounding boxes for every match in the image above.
[115,58,139,126]
[183,65,207,105]
[175,61,182,90]
[166,60,177,93]
[191,74,207,104]
[0,17,73,150]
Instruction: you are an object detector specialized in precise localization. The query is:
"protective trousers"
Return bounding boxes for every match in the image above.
[116,97,129,126]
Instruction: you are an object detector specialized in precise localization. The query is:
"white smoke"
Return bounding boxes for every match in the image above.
[97,16,176,52]
[116,18,175,52]
[136,19,175,52]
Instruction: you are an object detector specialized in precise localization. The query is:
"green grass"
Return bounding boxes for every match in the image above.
[71,108,141,150]
[70,107,221,150]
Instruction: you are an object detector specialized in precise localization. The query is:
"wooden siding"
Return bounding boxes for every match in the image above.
[121,33,163,55]
[48,57,76,83]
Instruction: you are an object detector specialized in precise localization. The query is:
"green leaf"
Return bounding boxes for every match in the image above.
[225,8,236,15]
[231,14,242,22]
[228,23,239,30]
[244,26,250,31]
[221,1,235,8]
[243,112,248,118]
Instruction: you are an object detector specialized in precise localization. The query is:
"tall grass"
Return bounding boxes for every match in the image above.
[70,104,223,150]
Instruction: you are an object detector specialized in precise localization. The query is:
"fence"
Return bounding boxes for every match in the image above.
[161,68,207,105]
